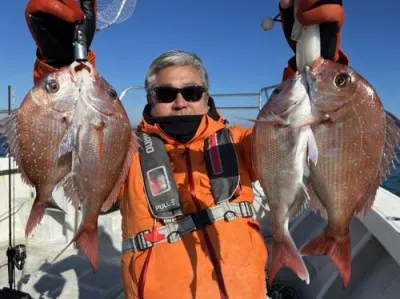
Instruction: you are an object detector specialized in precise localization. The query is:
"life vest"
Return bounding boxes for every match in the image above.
[122,128,256,252]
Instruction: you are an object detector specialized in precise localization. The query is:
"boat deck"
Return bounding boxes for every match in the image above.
[0,226,123,299]
[0,162,399,299]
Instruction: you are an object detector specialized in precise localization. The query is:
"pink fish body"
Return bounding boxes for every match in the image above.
[58,63,137,271]
[252,72,318,285]
[301,58,400,288]
[0,65,81,236]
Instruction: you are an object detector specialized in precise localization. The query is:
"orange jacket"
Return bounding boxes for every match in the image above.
[280,0,349,82]
[120,111,268,299]
[34,54,269,299]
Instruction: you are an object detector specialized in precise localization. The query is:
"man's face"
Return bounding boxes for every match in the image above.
[149,65,209,117]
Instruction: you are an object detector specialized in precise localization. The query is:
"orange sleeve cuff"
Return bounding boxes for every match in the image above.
[297,4,344,26]
[337,49,349,65]
[282,66,295,82]
[33,50,97,84]
[282,56,296,82]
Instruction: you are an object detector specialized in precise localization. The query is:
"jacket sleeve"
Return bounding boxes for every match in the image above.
[229,125,257,182]
[33,49,96,84]
[296,0,344,26]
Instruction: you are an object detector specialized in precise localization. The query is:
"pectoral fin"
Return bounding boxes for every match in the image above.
[306,128,318,165]
[58,128,76,158]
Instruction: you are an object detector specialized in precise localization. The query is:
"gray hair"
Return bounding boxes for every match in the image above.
[144,50,209,93]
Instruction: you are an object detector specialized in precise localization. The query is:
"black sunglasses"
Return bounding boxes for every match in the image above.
[152,85,206,103]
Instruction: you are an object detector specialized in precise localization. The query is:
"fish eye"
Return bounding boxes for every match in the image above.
[108,88,118,100]
[45,79,59,93]
[272,86,281,94]
[334,73,351,88]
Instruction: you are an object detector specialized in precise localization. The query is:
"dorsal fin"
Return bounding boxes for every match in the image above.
[378,113,400,181]
[355,112,400,216]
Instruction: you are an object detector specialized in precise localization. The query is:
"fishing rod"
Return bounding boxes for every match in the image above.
[0,86,32,299]
[1,1,138,296]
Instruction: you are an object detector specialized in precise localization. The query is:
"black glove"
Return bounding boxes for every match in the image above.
[279,0,344,55]
[25,0,97,68]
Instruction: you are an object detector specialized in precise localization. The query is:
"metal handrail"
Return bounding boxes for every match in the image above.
[211,92,260,97]
[217,106,260,110]
[259,84,280,110]
[0,109,17,114]
[120,85,145,100]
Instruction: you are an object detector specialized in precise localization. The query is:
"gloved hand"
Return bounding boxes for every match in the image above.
[279,0,293,9]
[279,0,347,82]
[25,0,97,68]
[295,0,344,25]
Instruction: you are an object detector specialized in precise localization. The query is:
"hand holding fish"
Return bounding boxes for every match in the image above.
[0,0,138,273]
[280,0,349,81]
[0,62,137,271]
[279,0,293,9]
[253,58,400,288]
[25,0,96,70]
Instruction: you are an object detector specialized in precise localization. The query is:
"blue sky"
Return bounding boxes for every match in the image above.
[0,0,399,126]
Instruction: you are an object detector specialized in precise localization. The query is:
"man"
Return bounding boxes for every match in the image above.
[279,0,349,81]
[25,0,269,298]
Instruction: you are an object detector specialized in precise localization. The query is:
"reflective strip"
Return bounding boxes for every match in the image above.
[122,201,255,252]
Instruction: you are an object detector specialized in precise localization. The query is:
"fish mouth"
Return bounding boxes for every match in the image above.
[68,62,118,117]
[70,61,96,82]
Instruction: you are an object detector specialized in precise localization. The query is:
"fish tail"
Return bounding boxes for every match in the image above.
[25,194,65,237]
[25,200,45,237]
[73,222,99,272]
[268,235,310,286]
[51,225,98,269]
[301,230,351,288]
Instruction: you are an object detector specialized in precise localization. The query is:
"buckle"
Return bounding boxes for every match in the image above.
[167,231,182,243]
[191,209,213,230]
[135,230,153,250]
[224,210,237,222]
[239,201,253,218]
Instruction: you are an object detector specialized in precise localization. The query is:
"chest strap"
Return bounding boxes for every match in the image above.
[137,128,240,220]
[122,201,255,253]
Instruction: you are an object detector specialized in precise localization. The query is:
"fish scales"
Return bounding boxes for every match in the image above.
[57,64,137,271]
[252,73,317,285]
[301,58,400,288]
[0,66,79,236]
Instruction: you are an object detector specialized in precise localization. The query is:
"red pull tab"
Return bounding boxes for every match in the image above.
[144,230,165,243]
[209,133,223,175]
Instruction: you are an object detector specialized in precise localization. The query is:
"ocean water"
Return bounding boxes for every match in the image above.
[381,147,400,197]
[381,112,400,197]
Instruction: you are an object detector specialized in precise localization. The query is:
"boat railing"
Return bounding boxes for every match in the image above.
[211,84,278,111]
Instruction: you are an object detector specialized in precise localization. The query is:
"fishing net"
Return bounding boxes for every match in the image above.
[96,0,138,31]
